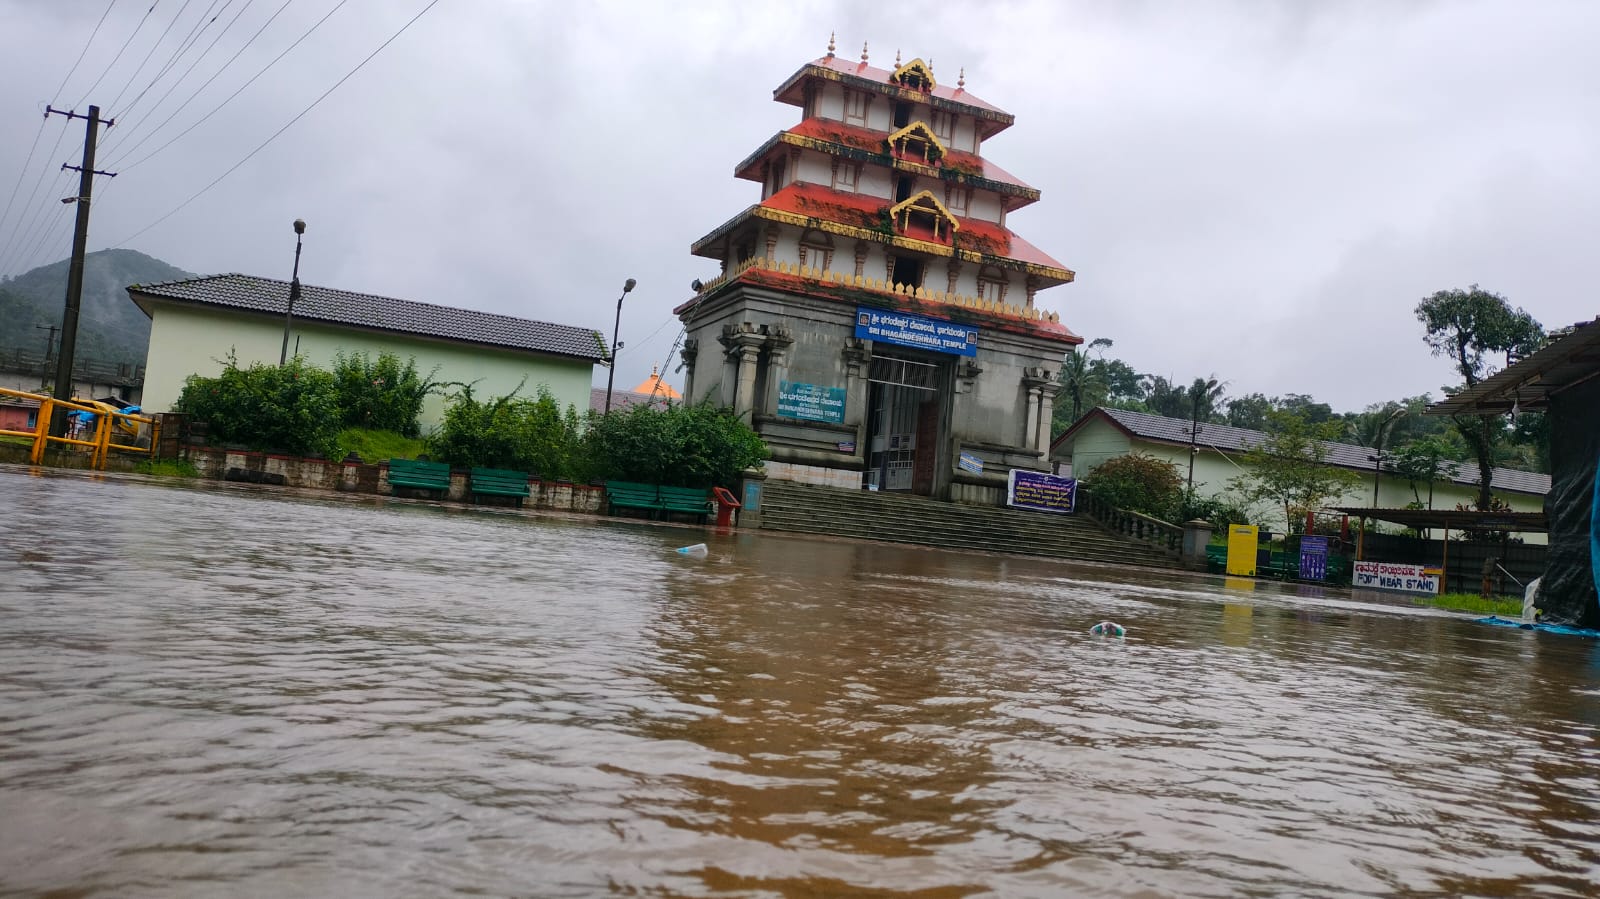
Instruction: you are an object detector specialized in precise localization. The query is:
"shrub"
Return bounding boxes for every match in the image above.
[1178,488,1257,532]
[331,351,437,437]
[1083,452,1183,520]
[174,355,342,458]
[426,385,584,476]
[583,402,767,488]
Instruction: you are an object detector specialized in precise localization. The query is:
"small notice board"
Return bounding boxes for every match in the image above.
[1226,524,1259,576]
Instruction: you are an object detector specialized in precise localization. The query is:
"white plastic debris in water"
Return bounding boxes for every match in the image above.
[1088,621,1126,638]
[676,543,708,557]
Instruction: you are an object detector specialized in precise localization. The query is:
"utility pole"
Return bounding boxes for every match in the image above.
[35,323,58,391]
[46,104,115,433]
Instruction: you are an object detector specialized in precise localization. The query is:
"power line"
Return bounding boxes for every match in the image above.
[99,0,246,159]
[75,1,162,109]
[0,120,73,275]
[109,0,441,248]
[105,0,196,114]
[98,0,270,168]
[0,114,49,253]
[114,0,225,120]
[113,0,346,173]
[51,0,120,104]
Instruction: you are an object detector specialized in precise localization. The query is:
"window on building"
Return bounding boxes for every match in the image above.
[945,185,968,216]
[832,161,858,193]
[931,110,954,141]
[893,101,912,129]
[891,256,925,289]
[798,229,834,271]
[26,409,38,429]
[896,175,914,203]
[976,265,1008,302]
[767,158,787,197]
[844,90,868,126]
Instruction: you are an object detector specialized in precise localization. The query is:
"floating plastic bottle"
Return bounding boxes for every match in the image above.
[675,543,708,557]
[1088,621,1126,638]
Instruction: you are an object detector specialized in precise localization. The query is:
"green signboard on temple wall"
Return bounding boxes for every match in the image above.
[777,381,845,423]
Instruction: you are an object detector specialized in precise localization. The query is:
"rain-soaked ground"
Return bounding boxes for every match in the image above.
[1,465,1598,897]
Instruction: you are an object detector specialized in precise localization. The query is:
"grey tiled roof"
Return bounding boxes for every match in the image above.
[129,274,605,361]
[1089,407,1550,496]
[587,387,673,414]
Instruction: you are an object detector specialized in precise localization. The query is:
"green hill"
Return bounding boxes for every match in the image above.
[0,249,193,366]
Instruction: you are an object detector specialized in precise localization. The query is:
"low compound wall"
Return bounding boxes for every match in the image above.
[182,445,605,514]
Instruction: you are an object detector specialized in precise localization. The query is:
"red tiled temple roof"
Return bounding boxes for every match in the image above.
[775,56,1012,126]
[756,183,1068,272]
[765,118,1034,193]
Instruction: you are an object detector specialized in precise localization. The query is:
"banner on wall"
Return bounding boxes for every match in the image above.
[855,307,978,357]
[1006,470,1075,514]
[1353,561,1442,595]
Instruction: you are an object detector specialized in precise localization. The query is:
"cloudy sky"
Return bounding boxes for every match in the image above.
[1,0,1596,410]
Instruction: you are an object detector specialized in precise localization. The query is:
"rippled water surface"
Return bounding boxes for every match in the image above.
[2,466,1599,897]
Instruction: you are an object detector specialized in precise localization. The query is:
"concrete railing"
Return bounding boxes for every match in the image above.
[1077,487,1183,557]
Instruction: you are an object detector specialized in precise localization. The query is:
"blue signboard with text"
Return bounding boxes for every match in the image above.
[1006,470,1076,514]
[777,381,846,424]
[1298,535,1329,582]
[855,307,978,357]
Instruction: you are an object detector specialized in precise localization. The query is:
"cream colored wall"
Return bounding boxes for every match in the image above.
[141,302,595,433]
[1058,425,1546,541]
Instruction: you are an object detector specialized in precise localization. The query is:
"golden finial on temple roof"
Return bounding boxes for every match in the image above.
[958,67,965,89]
[895,49,902,67]
[827,32,835,57]
[861,41,869,64]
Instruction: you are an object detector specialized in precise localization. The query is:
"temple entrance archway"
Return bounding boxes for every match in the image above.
[864,350,947,495]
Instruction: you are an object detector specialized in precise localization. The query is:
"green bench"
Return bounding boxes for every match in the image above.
[387,458,451,497]
[604,480,713,522]
[469,467,530,506]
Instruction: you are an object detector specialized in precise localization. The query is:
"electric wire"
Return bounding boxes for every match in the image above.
[105,0,196,114]
[112,0,344,173]
[74,1,161,110]
[51,0,120,104]
[0,120,73,277]
[13,195,75,277]
[98,0,250,163]
[114,0,224,120]
[0,115,49,259]
[108,0,441,248]
[5,167,76,277]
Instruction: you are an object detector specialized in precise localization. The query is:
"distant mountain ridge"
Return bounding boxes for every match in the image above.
[0,249,193,366]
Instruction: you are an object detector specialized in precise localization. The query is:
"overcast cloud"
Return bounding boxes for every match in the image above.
[2,0,1596,410]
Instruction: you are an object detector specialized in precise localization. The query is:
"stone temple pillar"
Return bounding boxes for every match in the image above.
[1024,385,1040,450]
[735,345,761,423]
[1036,382,1057,455]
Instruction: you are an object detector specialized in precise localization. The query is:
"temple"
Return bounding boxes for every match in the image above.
[676,38,1082,504]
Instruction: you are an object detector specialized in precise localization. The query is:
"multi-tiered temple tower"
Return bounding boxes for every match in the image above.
[677,40,1082,504]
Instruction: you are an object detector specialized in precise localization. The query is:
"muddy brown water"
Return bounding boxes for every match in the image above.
[2,466,1598,897]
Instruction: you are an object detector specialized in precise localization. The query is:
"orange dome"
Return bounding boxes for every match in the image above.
[632,366,681,399]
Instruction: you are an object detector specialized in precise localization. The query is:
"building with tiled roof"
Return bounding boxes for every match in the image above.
[1051,407,1550,534]
[677,39,1080,504]
[130,274,603,431]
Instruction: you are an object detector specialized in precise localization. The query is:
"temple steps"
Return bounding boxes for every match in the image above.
[755,479,1183,569]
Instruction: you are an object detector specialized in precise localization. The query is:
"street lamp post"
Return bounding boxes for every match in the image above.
[603,278,638,413]
[1186,378,1218,496]
[279,219,306,366]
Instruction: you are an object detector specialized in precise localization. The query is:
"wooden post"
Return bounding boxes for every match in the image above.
[1441,527,1450,595]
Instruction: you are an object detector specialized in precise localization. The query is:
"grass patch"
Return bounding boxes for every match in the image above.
[1413,592,1523,616]
[134,458,199,478]
[338,427,426,464]
[1,434,34,446]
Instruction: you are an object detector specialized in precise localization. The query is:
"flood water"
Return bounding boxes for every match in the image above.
[2,466,1598,897]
